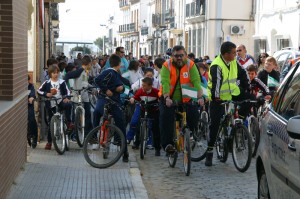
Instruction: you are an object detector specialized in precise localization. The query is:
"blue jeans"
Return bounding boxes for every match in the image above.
[126,104,141,141]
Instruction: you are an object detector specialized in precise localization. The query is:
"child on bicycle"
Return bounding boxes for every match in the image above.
[127,68,159,148]
[94,54,129,162]
[129,77,161,156]
[64,55,94,136]
[247,64,271,102]
[37,64,73,150]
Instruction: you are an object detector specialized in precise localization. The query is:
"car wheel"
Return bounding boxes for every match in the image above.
[258,166,270,199]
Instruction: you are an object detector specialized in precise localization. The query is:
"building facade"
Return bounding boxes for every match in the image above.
[117,0,255,59]
[254,0,300,57]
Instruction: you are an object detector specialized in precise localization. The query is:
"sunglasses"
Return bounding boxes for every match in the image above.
[237,49,242,52]
[260,56,266,58]
[174,54,184,58]
[119,51,125,53]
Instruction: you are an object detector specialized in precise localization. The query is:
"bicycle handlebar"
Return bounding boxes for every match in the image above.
[70,86,96,92]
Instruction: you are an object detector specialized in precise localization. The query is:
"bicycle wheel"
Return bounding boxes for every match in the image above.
[64,123,70,151]
[89,93,97,109]
[83,124,126,169]
[75,108,85,147]
[50,115,66,155]
[248,116,259,157]
[191,111,209,162]
[168,151,178,168]
[140,121,147,160]
[232,125,252,172]
[216,127,228,163]
[183,128,191,176]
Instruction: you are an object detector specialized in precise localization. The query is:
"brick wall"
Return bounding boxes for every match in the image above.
[0,0,27,100]
[0,98,27,199]
[0,0,28,198]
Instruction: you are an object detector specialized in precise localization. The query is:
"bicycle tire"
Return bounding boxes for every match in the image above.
[168,151,178,168]
[50,115,66,155]
[232,124,252,172]
[89,93,97,109]
[183,128,191,176]
[191,111,209,162]
[249,116,259,157]
[140,121,147,160]
[65,123,70,151]
[216,127,228,163]
[75,108,85,147]
[83,124,126,169]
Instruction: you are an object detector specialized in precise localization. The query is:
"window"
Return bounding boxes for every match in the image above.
[192,29,196,53]
[277,39,289,51]
[272,66,300,119]
[276,53,290,70]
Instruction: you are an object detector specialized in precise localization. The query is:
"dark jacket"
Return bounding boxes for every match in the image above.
[95,68,127,103]
[257,69,280,93]
[28,83,36,107]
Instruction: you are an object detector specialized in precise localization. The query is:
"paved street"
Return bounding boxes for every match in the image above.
[7,142,147,199]
[133,149,258,199]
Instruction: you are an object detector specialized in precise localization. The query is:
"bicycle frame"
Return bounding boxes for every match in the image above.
[174,106,188,152]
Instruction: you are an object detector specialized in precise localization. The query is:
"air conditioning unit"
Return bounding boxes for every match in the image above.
[230,25,245,35]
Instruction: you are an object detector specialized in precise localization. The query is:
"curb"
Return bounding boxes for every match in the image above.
[129,148,149,199]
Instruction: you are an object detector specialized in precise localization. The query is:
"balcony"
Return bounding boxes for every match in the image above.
[164,9,174,23]
[186,0,205,23]
[152,14,162,27]
[130,0,140,4]
[141,27,148,35]
[119,0,130,10]
[118,23,137,35]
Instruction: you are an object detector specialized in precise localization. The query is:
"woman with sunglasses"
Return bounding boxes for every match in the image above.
[257,53,269,72]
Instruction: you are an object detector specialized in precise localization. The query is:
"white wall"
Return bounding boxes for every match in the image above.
[28,0,36,82]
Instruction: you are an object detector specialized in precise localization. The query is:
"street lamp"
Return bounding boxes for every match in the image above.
[100,24,106,55]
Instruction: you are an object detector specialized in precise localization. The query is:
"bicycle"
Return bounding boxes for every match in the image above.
[83,94,126,169]
[136,100,159,160]
[191,102,210,162]
[45,97,72,155]
[248,98,269,157]
[168,102,194,176]
[215,100,252,172]
[71,87,95,147]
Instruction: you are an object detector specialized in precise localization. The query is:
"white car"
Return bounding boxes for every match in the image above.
[256,60,300,198]
[273,48,300,72]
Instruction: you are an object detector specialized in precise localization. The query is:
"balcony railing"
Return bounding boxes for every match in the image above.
[164,9,174,22]
[141,27,148,35]
[152,14,161,27]
[119,0,129,8]
[130,0,140,4]
[119,23,136,33]
[186,0,205,18]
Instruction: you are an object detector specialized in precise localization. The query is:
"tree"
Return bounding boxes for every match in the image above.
[70,46,91,55]
[94,37,104,51]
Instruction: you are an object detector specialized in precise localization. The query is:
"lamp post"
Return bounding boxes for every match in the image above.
[100,24,106,55]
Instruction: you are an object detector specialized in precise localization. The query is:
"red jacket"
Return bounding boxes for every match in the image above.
[134,88,159,111]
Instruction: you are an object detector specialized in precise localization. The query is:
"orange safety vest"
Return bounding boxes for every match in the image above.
[159,58,195,102]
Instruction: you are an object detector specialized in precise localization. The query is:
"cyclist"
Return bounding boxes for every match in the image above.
[127,68,160,149]
[38,64,72,150]
[206,41,250,166]
[129,77,161,156]
[159,45,204,155]
[64,55,94,135]
[94,54,129,162]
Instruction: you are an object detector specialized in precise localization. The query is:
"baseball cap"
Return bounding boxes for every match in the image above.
[206,60,212,64]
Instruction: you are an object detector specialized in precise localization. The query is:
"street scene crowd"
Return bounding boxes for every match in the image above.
[27,40,293,166]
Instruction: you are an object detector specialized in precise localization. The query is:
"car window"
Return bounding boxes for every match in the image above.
[278,68,300,120]
[276,53,290,71]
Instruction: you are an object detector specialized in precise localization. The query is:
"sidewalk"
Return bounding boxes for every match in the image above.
[6,142,148,199]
